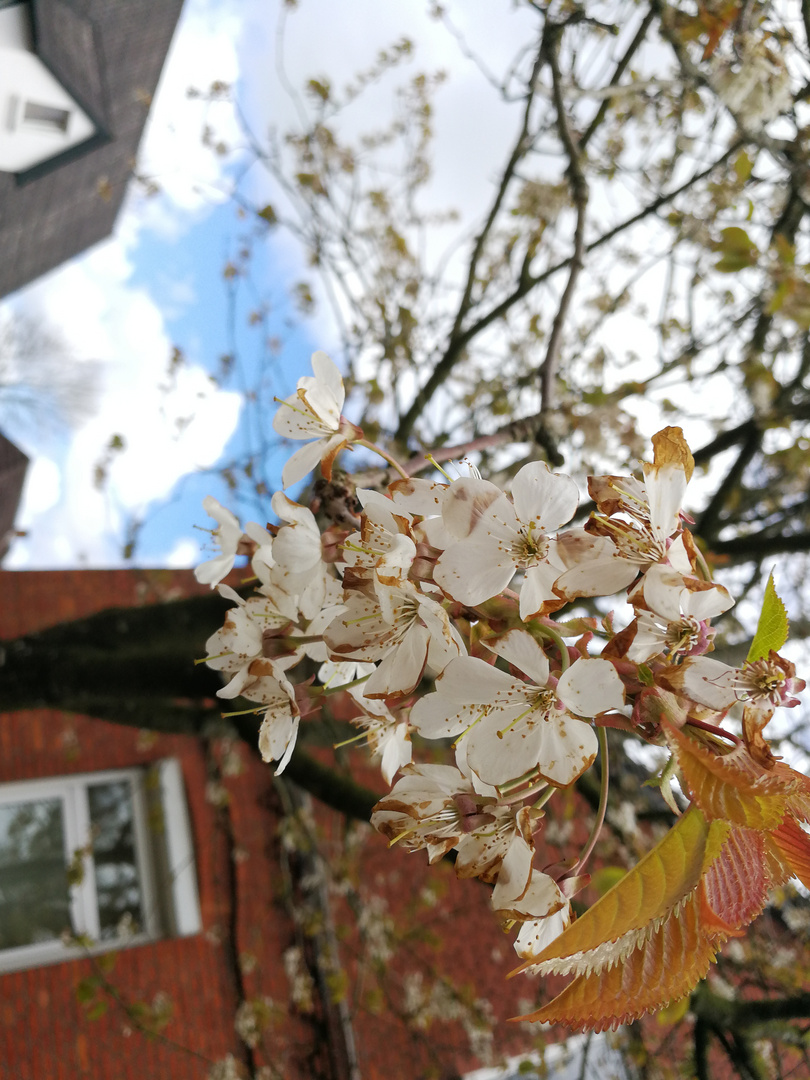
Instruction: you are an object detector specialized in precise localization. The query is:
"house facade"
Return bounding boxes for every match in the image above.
[0,0,183,299]
[0,568,558,1080]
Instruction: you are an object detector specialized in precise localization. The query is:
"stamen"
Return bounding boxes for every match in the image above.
[497,705,534,739]
[453,708,489,747]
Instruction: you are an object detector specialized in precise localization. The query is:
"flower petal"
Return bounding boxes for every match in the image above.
[281,437,332,488]
[307,349,345,422]
[511,462,579,532]
[435,655,522,703]
[486,630,549,687]
[434,540,515,604]
[534,715,598,787]
[556,658,626,717]
[674,656,738,710]
[441,478,517,541]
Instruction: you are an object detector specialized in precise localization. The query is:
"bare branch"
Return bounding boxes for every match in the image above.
[395,142,740,445]
[538,25,589,418]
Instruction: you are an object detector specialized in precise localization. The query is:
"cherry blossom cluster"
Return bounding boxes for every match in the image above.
[195,351,804,965]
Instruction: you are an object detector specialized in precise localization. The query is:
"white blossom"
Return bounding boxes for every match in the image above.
[273,350,359,487]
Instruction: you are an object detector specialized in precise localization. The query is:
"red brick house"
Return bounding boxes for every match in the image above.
[0,569,565,1080]
[6,570,804,1080]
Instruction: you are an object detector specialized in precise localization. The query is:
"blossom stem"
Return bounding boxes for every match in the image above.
[685,717,741,745]
[194,651,233,665]
[497,766,544,795]
[536,625,569,672]
[566,725,609,880]
[532,786,556,812]
[497,779,550,806]
[312,673,372,698]
[356,439,409,480]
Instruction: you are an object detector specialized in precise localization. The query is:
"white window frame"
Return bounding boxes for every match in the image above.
[0,758,201,973]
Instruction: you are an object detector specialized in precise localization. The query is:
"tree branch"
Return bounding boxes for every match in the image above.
[394,142,740,445]
[448,36,546,347]
[578,7,656,151]
[539,26,589,419]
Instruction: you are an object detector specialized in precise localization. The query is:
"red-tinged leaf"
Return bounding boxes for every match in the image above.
[666,725,793,830]
[512,808,728,976]
[699,828,769,934]
[768,815,810,890]
[781,765,810,824]
[514,892,722,1033]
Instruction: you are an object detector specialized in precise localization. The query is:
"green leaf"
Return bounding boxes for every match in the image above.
[517,808,727,973]
[714,226,758,273]
[746,572,789,662]
[75,978,99,1003]
[733,150,754,183]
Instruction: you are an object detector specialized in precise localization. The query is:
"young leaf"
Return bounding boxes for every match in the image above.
[665,724,793,831]
[699,827,769,933]
[515,824,772,1032]
[714,226,759,273]
[514,892,721,1032]
[747,572,789,661]
[513,808,728,976]
[768,815,810,890]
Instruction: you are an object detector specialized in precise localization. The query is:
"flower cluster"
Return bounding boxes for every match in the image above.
[195,350,807,1018]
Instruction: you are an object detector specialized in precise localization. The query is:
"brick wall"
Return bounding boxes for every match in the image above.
[0,570,556,1080]
[0,571,312,1080]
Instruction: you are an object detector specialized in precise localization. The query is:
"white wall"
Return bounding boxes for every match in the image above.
[0,3,97,173]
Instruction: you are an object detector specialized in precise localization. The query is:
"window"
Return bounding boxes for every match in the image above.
[0,759,201,972]
[22,100,70,132]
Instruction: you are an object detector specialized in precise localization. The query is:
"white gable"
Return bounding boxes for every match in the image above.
[0,4,97,173]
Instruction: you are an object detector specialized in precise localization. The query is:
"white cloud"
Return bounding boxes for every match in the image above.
[129,0,249,230]
[229,0,543,362]
[164,536,200,568]
[4,219,241,568]
[2,0,573,567]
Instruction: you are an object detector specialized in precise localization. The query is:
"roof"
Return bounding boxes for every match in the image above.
[0,0,184,299]
[32,0,110,133]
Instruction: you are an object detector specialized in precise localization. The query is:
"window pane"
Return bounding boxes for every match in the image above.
[88,781,144,939]
[22,101,70,132]
[0,798,72,949]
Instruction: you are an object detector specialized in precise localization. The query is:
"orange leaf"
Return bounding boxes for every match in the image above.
[513,808,727,977]
[768,815,810,890]
[666,725,793,830]
[515,893,722,1032]
[781,765,810,823]
[699,828,769,934]
[515,825,771,1032]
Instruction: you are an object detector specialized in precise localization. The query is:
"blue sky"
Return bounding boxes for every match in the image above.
[120,191,318,564]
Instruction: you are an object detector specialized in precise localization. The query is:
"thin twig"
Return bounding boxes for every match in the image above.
[539,26,589,417]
